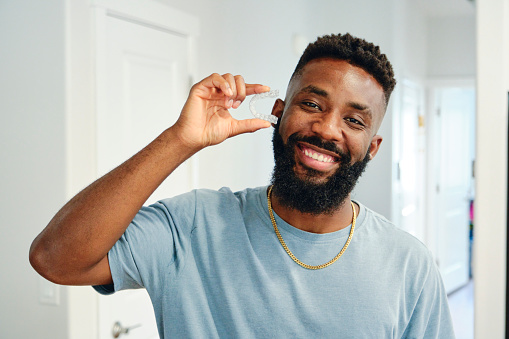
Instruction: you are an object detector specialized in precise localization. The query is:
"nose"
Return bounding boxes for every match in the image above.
[310,112,342,142]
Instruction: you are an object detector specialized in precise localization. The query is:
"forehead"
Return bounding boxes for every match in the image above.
[287,58,386,120]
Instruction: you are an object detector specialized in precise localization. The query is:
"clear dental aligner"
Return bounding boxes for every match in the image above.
[249,89,279,124]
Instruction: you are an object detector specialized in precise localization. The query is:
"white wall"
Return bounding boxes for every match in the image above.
[395,0,429,81]
[0,1,69,338]
[427,15,476,78]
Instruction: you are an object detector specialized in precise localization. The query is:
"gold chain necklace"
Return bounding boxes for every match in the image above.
[267,185,356,270]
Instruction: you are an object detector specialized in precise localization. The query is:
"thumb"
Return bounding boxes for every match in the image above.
[230,119,272,137]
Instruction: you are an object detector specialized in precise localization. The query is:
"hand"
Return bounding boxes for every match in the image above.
[172,73,272,150]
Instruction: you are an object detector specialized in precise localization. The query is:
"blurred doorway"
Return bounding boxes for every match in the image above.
[428,85,475,294]
[428,83,475,339]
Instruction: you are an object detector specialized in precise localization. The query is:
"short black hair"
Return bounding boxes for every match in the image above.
[292,33,396,106]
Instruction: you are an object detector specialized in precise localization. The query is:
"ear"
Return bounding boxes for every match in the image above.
[271,99,285,125]
[368,135,383,160]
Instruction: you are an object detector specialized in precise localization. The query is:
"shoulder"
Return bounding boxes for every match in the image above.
[355,203,446,307]
[355,202,435,272]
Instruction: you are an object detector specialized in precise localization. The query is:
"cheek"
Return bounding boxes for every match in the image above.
[280,110,313,134]
[343,135,371,161]
[279,113,301,140]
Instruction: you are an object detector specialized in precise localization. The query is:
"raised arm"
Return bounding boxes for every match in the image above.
[29,73,271,286]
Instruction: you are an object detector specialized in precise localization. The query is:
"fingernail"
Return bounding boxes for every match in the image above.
[228,99,234,107]
[234,100,242,108]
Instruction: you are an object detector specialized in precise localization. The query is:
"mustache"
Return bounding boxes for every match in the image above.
[287,133,351,162]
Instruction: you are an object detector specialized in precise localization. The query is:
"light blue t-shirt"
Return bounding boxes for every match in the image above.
[94,186,455,338]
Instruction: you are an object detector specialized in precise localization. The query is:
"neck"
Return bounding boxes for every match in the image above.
[269,186,359,234]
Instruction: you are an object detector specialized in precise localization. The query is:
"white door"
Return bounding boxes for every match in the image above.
[95,9,194,339]
[433,87,475,294]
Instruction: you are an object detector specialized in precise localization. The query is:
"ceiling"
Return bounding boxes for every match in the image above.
[414,0,475,17]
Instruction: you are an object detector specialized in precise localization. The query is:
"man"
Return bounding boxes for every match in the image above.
[30,33,455,338]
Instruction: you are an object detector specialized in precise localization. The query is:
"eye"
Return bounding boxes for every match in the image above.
[345,117,365,127]
[301,101,321,111]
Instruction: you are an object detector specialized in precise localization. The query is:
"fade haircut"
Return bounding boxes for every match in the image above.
[292,33,396,106]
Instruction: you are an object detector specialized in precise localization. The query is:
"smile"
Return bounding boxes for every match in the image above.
[296,143,339,172]
[302,147,336,163]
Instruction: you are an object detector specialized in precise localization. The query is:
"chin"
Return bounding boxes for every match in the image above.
[294,165,334,184]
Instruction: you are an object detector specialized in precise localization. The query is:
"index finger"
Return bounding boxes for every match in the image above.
[245,84,271,96]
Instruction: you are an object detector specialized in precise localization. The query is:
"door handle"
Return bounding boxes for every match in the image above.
[112,321,141,338]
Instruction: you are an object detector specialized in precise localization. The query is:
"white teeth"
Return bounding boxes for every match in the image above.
[303,148,333,163]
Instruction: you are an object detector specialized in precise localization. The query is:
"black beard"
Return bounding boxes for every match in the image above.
[270,123,370,215]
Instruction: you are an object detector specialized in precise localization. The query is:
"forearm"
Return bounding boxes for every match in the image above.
[29,127,198,283]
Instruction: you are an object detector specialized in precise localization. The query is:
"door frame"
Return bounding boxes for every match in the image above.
[65,1,199,338]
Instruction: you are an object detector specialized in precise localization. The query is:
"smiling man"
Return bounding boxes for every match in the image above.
[30,34,455,338]
[271,58,385,221]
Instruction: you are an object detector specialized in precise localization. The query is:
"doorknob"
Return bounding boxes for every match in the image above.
[112,321,141,338]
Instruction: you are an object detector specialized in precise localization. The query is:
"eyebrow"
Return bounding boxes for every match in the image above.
[347,101,371,112]
[347,101,373,121]
[299,85,329,98]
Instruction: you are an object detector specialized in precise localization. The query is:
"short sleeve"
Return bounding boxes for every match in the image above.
[402,260,456,338]
[93,190,197,294]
